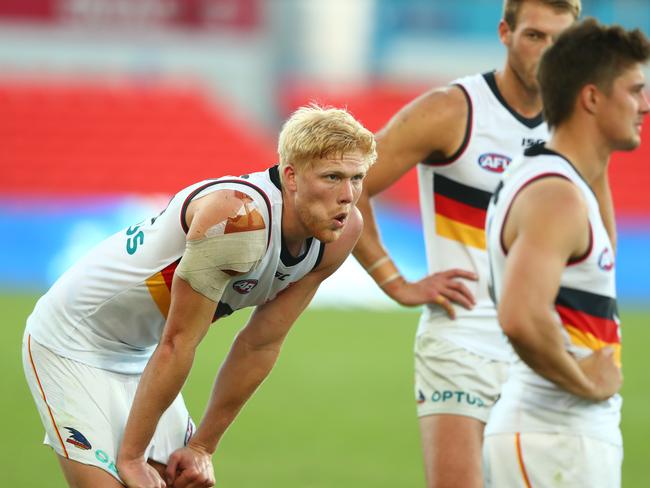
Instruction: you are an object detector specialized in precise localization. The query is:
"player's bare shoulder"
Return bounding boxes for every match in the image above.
[186,188,267,240]
[178,188,268,299]
[416,84,468,119]
[518,176,586,221]
[377,84,469,162]
[504,176,590,257]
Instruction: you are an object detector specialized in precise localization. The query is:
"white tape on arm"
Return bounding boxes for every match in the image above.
[176,228,266,302]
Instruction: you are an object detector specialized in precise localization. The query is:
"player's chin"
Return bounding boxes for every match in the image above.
[314,227,344,243]
[615,134,640,151]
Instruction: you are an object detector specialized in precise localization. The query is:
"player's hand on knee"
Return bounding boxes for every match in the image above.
[166,445,215,488]
[578,346,623,401]
[385,268,476,317]
[118,458,167,488]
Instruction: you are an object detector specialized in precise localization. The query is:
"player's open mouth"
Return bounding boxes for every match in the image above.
[333,213,347,227]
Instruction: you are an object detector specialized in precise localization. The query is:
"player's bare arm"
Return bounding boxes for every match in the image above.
[117,189,266,488]
[353,86,477,315]
[499,177,621,401]
[165,208,363,486]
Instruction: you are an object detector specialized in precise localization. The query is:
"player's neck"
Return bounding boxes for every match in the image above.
[547,123,610,185]
[280,189,311,256]
[495,69,543,119]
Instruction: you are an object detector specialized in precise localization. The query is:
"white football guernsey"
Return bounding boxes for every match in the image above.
[416,72,548,360]
[26,166,325,374]
[485,144,621,446]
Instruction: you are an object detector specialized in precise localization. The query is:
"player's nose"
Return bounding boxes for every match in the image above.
[338,179,354,203]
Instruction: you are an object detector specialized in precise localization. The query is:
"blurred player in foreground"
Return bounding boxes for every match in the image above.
[22,105,376,488]
[484,18,650,487]
[353,1,579,486]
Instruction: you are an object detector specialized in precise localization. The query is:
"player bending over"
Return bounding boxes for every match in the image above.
[22,104,376,488]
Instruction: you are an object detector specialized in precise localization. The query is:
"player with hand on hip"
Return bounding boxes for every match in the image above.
[353,1,580,486]
[484,18,650,487]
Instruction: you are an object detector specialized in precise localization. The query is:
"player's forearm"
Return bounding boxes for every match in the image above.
[190,333,282,454]
[353,191,389,266]
[502,306,594,397]
[119,340,196,460]
[353,193,402,288]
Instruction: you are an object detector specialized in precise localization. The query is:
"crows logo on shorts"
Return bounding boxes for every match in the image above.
[417,390,426,405]
[64,427,92,450]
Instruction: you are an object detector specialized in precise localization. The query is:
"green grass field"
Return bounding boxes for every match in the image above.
[2,293,648,487]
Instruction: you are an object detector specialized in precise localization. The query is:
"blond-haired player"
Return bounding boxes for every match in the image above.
[353,1,581,486]
[23,105,376,487]
[484,18,650,487]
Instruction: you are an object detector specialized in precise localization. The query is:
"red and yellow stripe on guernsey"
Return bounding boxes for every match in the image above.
[146,195,265,317]
[146,259,179,318]
[555,286,621,366]
[433,174,492,249]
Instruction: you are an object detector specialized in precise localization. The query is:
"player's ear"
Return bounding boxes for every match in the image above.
[283,164,298,192]
[498,19,512,46]
[580,84,600,115]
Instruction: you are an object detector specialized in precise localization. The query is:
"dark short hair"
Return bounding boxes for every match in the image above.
[538,17,650,129]
[503,0,580,30]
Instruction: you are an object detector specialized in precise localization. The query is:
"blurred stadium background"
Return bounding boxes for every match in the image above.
[1,1,648,486]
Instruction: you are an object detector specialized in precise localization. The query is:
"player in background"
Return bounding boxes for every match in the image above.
[353,1,581,486]
[484,18,650,487]
[22,105,376,488]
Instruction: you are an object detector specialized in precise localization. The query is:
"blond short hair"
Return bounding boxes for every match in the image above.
[503,0,581,29]
[277,104,376,172]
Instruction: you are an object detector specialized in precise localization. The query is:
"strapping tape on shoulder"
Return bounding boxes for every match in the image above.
[176,229,266,302]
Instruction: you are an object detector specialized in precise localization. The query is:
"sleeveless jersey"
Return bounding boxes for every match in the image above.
[416,72,548,360]
[484,144,621,445]
[26,166,325,374]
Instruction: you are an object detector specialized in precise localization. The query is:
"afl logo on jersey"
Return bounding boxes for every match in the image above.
[598,248,614,271]
[233,279,258,294]
[478,153,511,173]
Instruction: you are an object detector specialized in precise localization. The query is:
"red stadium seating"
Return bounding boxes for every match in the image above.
[1,79,648,218]
[0,80,276,196]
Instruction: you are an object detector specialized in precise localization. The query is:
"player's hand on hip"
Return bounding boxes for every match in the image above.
[578,346,623,401]
[118,458,167,488]
[166,444,215,488]
[382,268,477,318]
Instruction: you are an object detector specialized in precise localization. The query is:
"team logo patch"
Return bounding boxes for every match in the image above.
[233,279,258,294]
[64,427,92,450]
[417,390,426,405]
[478,153,511,173]
[598,247,614,271]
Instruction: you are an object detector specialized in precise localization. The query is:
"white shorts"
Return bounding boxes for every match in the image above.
[483,432,622,488]
[414,333,508,422]
[22,333,195,483]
